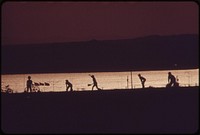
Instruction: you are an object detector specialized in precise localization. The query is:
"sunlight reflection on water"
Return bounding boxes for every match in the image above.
[1,69,199,93]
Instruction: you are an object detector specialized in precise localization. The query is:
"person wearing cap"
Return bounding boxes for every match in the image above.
[65,80,73,92]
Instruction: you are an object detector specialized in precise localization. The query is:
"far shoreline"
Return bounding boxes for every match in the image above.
[1,67,199,75]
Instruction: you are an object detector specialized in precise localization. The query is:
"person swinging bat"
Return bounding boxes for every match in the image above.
[88,74,101,90]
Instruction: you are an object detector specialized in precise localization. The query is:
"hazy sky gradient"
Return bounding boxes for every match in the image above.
[2,1,198,45]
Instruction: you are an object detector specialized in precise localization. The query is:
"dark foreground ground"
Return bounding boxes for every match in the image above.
[1,87,199,134]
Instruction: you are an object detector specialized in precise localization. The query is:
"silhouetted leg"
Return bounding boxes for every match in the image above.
[95,84,98,90]
[172,82,176,87]
[142,82,145,88]
[169,82,173,87]
[96,84,101,90]
[27,86,31,92]
[92,85,94,91]
[66,86,69,92]
[97,87,101,90]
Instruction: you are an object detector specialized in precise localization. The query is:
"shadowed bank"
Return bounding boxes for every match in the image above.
[1,86,199,134]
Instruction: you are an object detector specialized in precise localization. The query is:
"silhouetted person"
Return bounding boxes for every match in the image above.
[89,75,101,90]
[167,72,178,87]
[26,76,33,92]
[138,74,146,88]
[66,80,73,91]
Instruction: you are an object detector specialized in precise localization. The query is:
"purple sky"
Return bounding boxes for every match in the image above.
[2,1,198,45]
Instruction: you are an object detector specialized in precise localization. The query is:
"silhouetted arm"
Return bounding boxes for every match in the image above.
[141,77,146,82]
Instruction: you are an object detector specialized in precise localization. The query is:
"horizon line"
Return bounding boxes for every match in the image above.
[2,33,198,46]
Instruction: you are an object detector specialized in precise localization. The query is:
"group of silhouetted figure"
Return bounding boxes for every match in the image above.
[67,73,177,91]
[137,72,179,88]
[65,74,101,92]
[25,75,101,93]
[25,72,179,92]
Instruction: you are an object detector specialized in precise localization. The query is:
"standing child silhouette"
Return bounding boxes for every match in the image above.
[26,76,33,92]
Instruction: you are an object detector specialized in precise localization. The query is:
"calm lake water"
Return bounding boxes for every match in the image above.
[1,69,199,93]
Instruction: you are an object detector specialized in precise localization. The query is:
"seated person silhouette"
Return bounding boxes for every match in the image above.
[138,74,146,88]
[167,72,178,87]
[89,75,101,90]
[65,80,73,91]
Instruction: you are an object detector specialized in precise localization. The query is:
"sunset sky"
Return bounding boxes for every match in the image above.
[1,1,198,45]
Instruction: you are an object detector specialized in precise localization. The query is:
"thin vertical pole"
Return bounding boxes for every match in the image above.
[131,71,133,89]
[187,72,190,86]
[189,73,191,86]
[53,81,54,91]
[24,74,25,89]
[127,76,129,89]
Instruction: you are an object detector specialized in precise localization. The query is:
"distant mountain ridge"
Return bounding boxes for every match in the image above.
[2,34,198,74]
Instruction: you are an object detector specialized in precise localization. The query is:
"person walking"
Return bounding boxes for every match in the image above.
[89,75,101,90]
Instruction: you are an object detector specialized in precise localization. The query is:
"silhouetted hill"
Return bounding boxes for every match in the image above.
[1,34,198,74]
